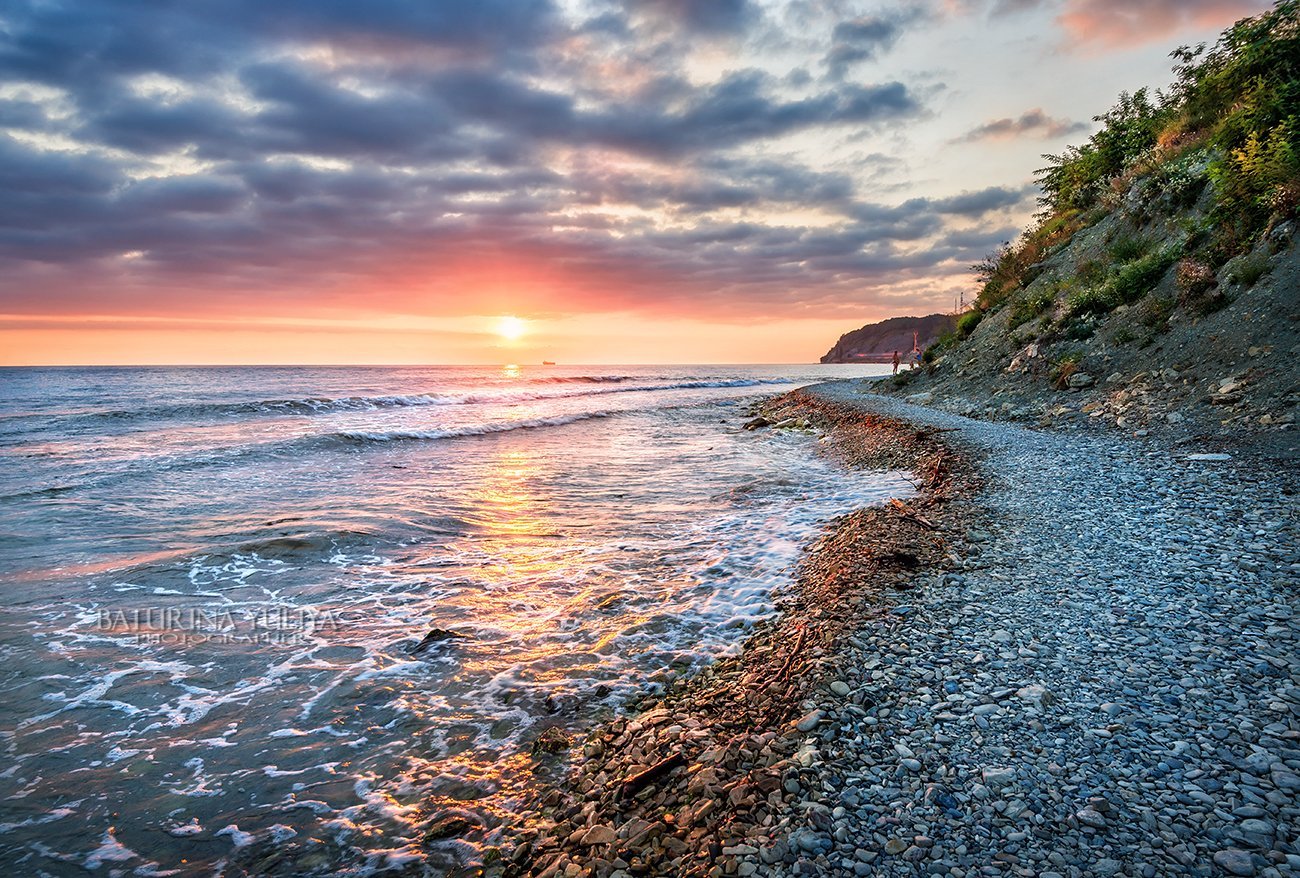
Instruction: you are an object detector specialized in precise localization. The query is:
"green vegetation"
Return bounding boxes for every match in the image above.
[922,330,956,364]
[1107,231,1153,263]
[1040,1,1298,249]
[966,2,1297,322]
[1009,286,1056,329]
[955,309,984,338]
[1065,247,1179,317]
[1227,251,1273,286]
[1049,350,1084,389]
[969,207,1100,312]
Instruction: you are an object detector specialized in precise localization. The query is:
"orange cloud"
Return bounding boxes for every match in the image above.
[1059,0,1266,49]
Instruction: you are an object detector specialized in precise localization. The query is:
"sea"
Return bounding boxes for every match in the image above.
[0,364,907,876]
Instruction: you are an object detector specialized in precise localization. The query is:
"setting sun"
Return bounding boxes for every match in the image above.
[495,315,527,341]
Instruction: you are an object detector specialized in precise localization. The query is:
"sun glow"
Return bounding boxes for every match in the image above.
[495,315,527,341]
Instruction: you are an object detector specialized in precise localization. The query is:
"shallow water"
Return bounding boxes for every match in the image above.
[0,364,905,875]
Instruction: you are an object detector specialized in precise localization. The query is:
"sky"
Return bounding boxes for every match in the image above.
[0,0,1268,365]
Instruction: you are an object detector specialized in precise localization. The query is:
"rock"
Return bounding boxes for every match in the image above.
[580,825,617,846]
[792,830,828,853]
[531,727,572,755]
[743,416,770,430]
[1213,849,1257,876]
[424,814,478,841]
[901,758,922,772]
[884,839,908,855]
[1067,372,1095,389]
[1187,453,1232,461]
[409,627,468,655]
[1075,808,1107,829]
[1016,684,1055,708]
[829,681,851,697]
[982,767,1016,787]
[795,710,825,733]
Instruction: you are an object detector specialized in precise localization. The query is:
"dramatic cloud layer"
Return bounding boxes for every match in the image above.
[0,0,1271,362]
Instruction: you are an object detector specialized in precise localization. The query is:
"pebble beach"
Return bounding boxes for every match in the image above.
[504,380,1300,878]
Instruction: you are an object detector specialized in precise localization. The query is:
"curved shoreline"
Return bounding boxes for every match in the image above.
[497,380,1299,878]
[498,385,982,877]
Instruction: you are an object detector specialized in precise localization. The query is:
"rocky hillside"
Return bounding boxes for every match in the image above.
[878,2,1299,446]
[820,313,955,363]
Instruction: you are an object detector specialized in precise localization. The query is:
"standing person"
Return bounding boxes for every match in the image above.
[891,350,900,375]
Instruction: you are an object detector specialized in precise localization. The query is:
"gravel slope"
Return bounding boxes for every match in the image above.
[755,381,1300,878]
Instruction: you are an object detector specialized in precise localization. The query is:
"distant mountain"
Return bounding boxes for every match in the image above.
[820,314,956,363]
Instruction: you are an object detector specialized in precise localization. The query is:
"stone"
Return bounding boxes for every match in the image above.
[1016,684,1055,708]
[830,681,851,697]
[884,839,908,855]
[982,767,1016,787]
[795,710,824,733]
[580,825,617,846]
[1067,372,1095,389]
[1076,808,1107,828]
[1213,849,1256,876]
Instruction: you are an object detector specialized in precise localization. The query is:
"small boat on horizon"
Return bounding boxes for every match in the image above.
[542,361,556,365]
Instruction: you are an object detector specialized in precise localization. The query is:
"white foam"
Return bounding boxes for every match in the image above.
[166,818,203,837]
[83,828,139,869]
[215,824,254,848]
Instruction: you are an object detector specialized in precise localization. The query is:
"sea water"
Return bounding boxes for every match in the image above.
[0,364,906,875]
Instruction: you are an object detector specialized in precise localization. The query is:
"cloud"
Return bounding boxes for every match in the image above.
[956,108,1089,141]
[0,0,1027,328]
[632,0,759,34]
[824,13,918,78]
[1057,0,1264,49]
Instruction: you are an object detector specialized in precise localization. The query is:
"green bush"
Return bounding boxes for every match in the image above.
[1137,295,1176,328]
[1108,232,1153,263]
[1066,285,1117,317]
[1228,251,1273,286]
[1110,248,1178,304]
[1009,287,1057,328]
[955,310,984,338]
[1065,248,1177,317]
[1037,1,1299,244]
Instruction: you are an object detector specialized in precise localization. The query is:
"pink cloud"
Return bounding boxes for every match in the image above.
[1059,0,1267,48]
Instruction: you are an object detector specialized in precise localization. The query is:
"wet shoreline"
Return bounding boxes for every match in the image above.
[496,386,980,877]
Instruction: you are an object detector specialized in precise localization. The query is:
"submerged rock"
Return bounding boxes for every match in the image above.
[408,627,467,655]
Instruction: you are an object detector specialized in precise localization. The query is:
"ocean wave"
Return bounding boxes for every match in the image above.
[55,378,795,425]
[327,412,611,444]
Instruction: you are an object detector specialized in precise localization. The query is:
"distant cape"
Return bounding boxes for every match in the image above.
[819,313,956,363]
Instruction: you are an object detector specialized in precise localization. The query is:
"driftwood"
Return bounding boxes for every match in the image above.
[620,752,687,800]
[889,498,938,530]
[775,623,808,682]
